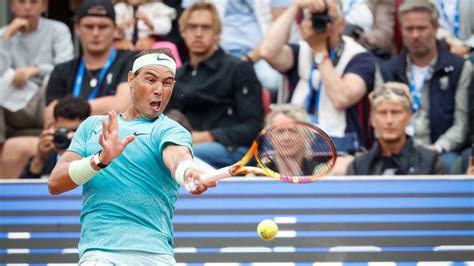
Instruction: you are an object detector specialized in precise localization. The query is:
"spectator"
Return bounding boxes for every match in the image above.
[0,0,73,144]
[44,0,135,128]
[260,0,376,156]
[19,97,90,179]
[433,0,474,61]
[167,2,263,168]
[182,0,291,93]
[377,0,471,171]
[114,0,176,50]
[346,82,446,175]
[342,0,396,58]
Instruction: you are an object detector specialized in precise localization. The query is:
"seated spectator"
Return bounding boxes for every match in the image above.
[166,2,263,168]
[182,0,291,94]
[433,0,474,62]
[260,0,376,156]
[346,82,446,175]
[342,0,395,58]
[44,0,135,128]
[114,0,176,50]
[377,0,471,171]
[0,0,73,144]
[19,97,90,179]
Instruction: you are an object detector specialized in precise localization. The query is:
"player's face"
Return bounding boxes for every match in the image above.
[181,9,219,57]
[128,65,175,119]
[11,0,47,26]
[372,100,412,143]
[76,17,116,56]
[401,11,437,58]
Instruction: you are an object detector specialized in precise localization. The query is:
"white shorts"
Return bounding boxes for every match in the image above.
[79,250,176,265]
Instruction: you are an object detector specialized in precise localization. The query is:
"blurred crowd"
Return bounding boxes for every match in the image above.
[0,0,473,179]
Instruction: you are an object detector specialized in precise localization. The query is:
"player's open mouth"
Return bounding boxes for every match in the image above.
[150,100,161,110]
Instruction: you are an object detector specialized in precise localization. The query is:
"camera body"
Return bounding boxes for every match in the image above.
[311,9,333,33]
[53,127,71,150]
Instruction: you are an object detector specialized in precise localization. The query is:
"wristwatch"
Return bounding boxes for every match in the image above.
[314,52,329,65]
[93,151,109,169]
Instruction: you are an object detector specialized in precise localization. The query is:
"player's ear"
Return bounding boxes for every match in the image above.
[127,71,136,86]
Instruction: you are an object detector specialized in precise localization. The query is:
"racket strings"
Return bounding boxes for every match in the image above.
[257,123,335,182]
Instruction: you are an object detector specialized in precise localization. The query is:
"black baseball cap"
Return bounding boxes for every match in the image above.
[74,0,115,22]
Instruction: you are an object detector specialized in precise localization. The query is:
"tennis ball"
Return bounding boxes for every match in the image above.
[257,219,278,241]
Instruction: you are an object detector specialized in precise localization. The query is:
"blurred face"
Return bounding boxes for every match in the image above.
[128,65,175,119]
[53,117,83,153]
[75,17,115,55]
[269,113,306,158]
[181,9,219,57]
[11,0,47,28]
[401,11,437,58]
[371,100,412,143]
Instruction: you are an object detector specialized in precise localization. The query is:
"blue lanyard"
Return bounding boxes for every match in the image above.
[344,0,357,17]
[409,66,431,114]
[73,48,117,100]
[306,50,336,118]
[439,0,460,38]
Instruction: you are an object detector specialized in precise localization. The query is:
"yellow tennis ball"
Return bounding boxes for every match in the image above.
[257,219,278,241]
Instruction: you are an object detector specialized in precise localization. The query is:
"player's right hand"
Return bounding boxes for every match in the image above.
[185,168,217,195]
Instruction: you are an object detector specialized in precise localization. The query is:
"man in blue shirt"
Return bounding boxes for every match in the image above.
[48,47,214,264]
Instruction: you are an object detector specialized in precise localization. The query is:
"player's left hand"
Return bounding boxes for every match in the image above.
[185,167,216,195]
[98,110,136,165]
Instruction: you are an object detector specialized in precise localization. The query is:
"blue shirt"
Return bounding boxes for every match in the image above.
[68,113,192,257]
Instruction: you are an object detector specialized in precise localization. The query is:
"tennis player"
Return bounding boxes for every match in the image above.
[48,48,214,265]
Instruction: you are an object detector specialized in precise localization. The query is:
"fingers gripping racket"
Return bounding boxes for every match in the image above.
[186,121,337,191]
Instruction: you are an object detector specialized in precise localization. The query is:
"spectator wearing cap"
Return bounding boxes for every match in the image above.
[44,0,135,128]
[0,0,73,145]
[346,82,446,175]
[377,0,471,172]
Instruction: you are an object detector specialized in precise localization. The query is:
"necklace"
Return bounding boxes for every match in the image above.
[85,69,99,88]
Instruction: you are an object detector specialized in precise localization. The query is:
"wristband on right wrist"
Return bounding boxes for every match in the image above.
[175,160,199,186]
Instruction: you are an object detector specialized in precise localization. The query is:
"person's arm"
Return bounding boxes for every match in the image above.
[48,111,135,194]
[317,57,370,110]
[1,18,29,41]
[29,128,55,175]
[434,61,472,152]
[89,82,131,115]
[162,144,214,194]
[358,0,395,54]
[39,22,74,75]
[259,4,299,72]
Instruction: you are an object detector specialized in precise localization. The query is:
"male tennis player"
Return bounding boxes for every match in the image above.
[48,48,214,264]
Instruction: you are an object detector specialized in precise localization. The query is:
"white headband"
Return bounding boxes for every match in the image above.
[132,53,176,75]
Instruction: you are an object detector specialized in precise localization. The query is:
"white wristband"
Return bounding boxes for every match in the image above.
[68,156,99,185]
[175,160,199,186]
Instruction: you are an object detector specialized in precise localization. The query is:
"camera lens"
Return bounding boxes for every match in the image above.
[53,127,71,150]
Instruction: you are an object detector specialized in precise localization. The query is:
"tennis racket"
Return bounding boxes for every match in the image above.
[187,121,337,191]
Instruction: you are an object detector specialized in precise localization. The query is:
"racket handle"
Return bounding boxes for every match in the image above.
[185,166,232,192]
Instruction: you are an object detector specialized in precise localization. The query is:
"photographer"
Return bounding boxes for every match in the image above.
[19,97,90,179]
[260,0,376,174]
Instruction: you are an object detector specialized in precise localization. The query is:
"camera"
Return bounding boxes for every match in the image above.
[310,0,334,33]
[53,127,71,150]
